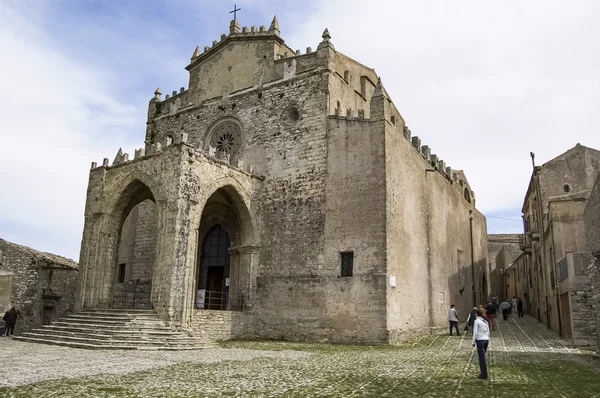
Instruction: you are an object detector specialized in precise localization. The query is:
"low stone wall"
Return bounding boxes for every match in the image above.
[191,309,246,342]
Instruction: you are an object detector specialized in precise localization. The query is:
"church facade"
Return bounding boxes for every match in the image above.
[76,17,488,344]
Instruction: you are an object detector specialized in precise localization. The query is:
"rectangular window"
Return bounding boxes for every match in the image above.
[558,258,568,281]
[340,252,354,277]
[118,263,126,283]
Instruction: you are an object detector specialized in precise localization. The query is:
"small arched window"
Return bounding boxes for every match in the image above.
[563,183,571,193]
[391,116,396,125]
[464,188,471,204]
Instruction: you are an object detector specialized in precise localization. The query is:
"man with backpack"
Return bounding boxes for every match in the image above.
[485,301,497,331]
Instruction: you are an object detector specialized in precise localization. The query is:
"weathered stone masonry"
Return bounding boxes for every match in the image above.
[585,173,600,353]
[76,17,488,344]
[0,239,78,335]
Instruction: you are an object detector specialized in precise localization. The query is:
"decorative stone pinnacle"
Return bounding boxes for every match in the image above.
[318,28,335,51]
[269,15,280,35]
[192,46,201,58]
[154,87,161,100]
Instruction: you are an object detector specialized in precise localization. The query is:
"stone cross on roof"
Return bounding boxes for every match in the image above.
[230,4,241,20]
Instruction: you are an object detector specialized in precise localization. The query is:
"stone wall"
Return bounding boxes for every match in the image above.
[191,309,246,342]
[584,175,600,353]
[570,253,596,346]
[0,239,78,334]
[384,115,488,340]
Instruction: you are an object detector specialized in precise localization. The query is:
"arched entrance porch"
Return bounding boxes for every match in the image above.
[112,180,158,309]
[194,185,256,313]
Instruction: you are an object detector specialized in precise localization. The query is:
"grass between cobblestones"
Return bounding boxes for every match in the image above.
[1,317,599,397]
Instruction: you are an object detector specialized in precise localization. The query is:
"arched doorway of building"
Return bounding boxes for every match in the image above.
[197,225,231,310]
[195,185,254,312]
[112,181,157,309]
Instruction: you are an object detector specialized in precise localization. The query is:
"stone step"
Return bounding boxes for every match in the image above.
[52,321,170,331]
[83,308,156,314]
[19,332,205,347]
[39,324,182,336]
[30,329,194,342]
[19,308,213,351]
[58,317,166,326]
[12,336,212,351]
[73,312,159,320]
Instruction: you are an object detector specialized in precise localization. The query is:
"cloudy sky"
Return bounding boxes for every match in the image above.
[1,0,598,260]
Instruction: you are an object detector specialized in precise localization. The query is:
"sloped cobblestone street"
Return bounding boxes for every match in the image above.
[1,316,599,397]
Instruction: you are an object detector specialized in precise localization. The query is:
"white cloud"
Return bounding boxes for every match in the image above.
[0,2,141,259]
[283,0,600,214]
[1,0,598,259]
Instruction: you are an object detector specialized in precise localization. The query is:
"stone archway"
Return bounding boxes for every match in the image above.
[112,190,157,309]
[108,180,158,309]
[77,176,162,311]
[194,185,256,312]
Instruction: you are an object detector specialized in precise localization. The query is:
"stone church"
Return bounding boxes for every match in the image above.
[76,17,488,344]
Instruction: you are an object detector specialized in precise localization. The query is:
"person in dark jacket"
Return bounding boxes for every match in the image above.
[485,301,497,331]
[517,298,524,317]
[2,307,18,336]
[465,307,478,333]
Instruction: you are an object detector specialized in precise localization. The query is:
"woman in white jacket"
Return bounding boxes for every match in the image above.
[472,308,490,379]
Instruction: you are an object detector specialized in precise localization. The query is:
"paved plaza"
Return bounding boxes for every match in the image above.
[1,316,599,397]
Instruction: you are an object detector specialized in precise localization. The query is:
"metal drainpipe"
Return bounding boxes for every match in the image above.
[469,209,476,306]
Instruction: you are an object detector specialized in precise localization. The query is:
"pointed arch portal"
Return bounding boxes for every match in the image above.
[197,225,231,309]
[194,184,256,312]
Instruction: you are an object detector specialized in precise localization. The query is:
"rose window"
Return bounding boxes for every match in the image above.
[209,121,242,160]
[217,132,235,153]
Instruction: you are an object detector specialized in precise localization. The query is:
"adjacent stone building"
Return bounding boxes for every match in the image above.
[584,172,600,353]
[75,17,489,344]
[520,144,600,346]
[488,234,522,302]
[0,238,78,335]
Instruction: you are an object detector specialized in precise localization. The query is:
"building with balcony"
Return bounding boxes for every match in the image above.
[519,144,600,346]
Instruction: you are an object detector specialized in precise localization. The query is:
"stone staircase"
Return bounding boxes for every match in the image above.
[13,309,213,350]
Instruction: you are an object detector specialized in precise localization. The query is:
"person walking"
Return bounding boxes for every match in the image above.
[478,304,487,322]
[500,298,511,321]
[517,298,524,318]
[448,304,460,336]
[512,296,518,316]
[472,308,491,379]
[2,307,18,337]
[485,301,497,331]
[465,307,477,333]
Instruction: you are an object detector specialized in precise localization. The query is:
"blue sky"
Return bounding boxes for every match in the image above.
[1,0,598,259]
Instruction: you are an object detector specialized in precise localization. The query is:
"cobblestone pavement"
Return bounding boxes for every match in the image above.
[1,316,599,397]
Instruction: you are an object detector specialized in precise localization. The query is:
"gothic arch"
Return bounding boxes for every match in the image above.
[190,179,257,312]
[98,174,161,309]
[194,176,256,245]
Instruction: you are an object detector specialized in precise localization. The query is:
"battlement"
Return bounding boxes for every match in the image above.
[326,114,475,205]
[89,131,258,177]
[186,16,294,71]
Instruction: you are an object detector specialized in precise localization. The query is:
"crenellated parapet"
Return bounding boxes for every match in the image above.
[90,130,257,177]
